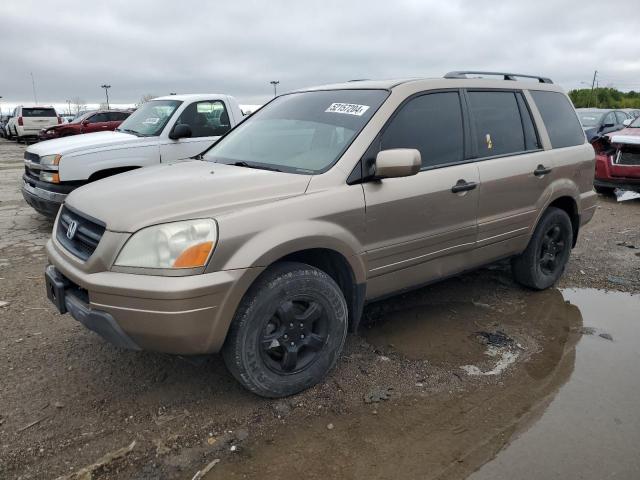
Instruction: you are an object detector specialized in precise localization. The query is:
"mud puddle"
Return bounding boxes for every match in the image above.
[470,288,640,480]
[206,288,639,479]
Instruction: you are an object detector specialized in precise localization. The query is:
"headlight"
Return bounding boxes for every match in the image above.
[39,171,60,183]
[40,154,61,166]
[114,219,217,269]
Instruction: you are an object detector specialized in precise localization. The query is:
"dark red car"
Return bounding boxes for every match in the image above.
[38,110,132,141]
[593,117,640,194]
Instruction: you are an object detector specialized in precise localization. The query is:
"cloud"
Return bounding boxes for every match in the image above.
[1,0,638,110]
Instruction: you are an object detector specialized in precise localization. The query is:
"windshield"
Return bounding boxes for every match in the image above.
[629,117,640,128]
[578,112,603,128]
[116,100,181,136]
[203,89,388,174]
[70,111,96,124]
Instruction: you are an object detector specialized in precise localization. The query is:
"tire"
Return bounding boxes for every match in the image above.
[594,185,614,196]
[511,207,573,290]
[222,261,348,398]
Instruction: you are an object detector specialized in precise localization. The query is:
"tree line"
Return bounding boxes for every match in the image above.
[568,88,640,109]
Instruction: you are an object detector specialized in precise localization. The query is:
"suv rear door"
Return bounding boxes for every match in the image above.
[159,100,233,162]
[362,90,480,298]
[22,107,58,133]
[467,89,547,252]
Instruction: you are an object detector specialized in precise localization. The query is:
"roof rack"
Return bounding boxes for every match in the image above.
[444,71,553,84]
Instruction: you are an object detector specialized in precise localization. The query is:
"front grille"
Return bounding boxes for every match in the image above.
[24,151,40,163]
[617,150,640,166]
[24,166,39,182]
[56,206,106,261]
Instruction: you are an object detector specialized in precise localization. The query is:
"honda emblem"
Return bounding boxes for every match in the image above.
[66,220,78,240]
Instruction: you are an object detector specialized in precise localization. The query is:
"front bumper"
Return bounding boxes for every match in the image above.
[46,266,141,350]
[21,180,66,217]
[45,239,263,354]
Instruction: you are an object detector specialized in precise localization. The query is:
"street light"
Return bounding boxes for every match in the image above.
[270,80,280,98]
[100,84,111,110]
[65,99,71,116]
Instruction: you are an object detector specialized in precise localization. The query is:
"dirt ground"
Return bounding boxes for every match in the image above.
[0,138,639,480]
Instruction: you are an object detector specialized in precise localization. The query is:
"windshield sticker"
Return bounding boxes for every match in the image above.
[325,103,370,116]
[142,117,160,125]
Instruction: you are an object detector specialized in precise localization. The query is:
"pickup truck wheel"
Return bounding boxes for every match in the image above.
[512,207,573,290]
[222,261,348,398]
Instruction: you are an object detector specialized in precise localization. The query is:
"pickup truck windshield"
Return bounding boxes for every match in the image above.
[203,89,388,174]
[116,100,181,136]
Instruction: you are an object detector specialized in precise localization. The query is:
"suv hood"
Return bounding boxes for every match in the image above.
[26,131,153,157]
[65,161,311,232]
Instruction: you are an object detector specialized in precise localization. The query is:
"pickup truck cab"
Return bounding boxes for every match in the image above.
[22,94,243,216]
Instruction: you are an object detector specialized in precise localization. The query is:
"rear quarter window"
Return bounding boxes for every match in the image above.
[22,108,57,117]
[529,91,585,149]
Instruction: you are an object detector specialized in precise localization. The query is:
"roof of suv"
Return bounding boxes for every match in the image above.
[296,75,564,93]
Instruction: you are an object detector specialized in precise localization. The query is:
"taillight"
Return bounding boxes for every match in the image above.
[18,116,23,126]
[57,116,62,124]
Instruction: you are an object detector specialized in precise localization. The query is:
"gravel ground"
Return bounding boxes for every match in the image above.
[0,138,638,479]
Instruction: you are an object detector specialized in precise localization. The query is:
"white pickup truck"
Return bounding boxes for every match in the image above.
[22,94,244,216]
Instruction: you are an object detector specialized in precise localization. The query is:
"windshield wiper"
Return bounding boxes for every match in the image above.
[117,128,142,137]
[231,161,282,172]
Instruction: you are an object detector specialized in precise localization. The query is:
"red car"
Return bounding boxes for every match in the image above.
[593,117,640,194]
[38,110,132,140]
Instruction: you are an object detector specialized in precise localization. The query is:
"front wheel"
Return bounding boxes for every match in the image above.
[222,262,348,398]
[512,207,573,290]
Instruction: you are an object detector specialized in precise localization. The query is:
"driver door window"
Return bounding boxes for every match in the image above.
[176,101,230,138]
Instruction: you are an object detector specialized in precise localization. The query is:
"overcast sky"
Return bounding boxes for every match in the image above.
[2,0,639,112]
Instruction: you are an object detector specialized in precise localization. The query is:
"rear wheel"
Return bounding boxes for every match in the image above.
[512,207,573,290]
[222,262,348,398]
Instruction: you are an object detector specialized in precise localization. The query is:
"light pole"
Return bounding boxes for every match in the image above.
[270,80,280,98]
[100,84,111,110]
[65,99,72,116]
[0,96,3,117]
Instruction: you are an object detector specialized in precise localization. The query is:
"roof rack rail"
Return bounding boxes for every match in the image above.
[347,79,370,82]
[444,71,553,84]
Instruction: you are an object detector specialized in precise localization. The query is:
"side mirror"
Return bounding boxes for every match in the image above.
[375,149,421,179]
[81,120,89,126]
[623,119,633,127]
[169,123,192,140]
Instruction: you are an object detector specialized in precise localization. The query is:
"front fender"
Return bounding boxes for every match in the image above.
[59,146,159,181]
[209,220,367,284]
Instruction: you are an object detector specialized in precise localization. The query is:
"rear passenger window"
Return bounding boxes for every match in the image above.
[530,91,585,149]
[467,91,525,157]
[22,108,57,117]
[381,92,464,168]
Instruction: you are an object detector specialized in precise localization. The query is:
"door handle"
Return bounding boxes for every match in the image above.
[534,165,552,177]
[451,179,477,193]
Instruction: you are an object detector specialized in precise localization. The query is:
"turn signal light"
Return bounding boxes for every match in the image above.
[172,241,214,268]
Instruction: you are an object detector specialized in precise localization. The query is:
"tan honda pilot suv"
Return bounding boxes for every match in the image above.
[45,71,596,397]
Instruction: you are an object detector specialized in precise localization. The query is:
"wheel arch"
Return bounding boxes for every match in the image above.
[87,166,142,182]
[539,194,580,247]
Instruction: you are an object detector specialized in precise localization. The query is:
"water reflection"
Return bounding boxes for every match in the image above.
[208,288,592,480]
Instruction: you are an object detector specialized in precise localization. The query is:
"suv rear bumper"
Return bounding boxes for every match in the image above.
[45,239,263,355]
